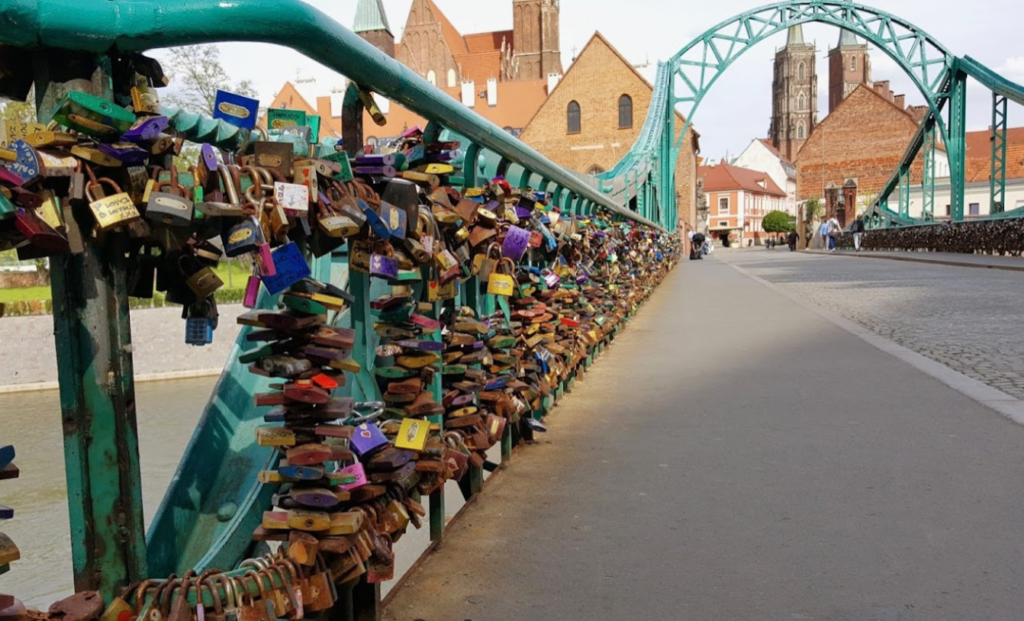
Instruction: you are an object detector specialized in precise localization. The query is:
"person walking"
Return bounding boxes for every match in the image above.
[850,216,865,251]
[826,216,841,252]
[787,230,799,251]
[818,220,829,250]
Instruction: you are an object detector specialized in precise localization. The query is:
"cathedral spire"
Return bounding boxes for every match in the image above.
[837,28,859,47]
[353,0,391,35]
[786,25,805,47]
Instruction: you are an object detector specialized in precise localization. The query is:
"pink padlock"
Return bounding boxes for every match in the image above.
[243,275,261,308]
[338,462,368,491]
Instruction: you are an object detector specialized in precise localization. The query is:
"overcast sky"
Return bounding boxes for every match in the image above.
[169,0,1024,159]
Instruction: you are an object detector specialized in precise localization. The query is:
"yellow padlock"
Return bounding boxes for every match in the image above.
[487,258,516,297]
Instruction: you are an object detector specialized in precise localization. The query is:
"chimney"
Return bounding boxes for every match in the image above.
[461,81,476,108]
[486,79,498,107]
[547,73,561,94]
[329,92,345,117]
[894,94,905,110]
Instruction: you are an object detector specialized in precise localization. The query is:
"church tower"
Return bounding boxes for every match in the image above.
[769,25,818,162]
[828,29,870,113]
[513,0,563,81]
[353,0,394,58]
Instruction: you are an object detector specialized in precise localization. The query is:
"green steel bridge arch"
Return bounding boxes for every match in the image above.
[2,0,1024,603]
[602,0,1024,227]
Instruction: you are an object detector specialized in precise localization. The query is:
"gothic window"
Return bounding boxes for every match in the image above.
[587,164,605,174]
[426,70,436,85]
[797,122,805,140]
[851,56,857,71]
[797,92,806,111]
[567,100,581,134]
[618,94,633,129]
[447,69,457,87]
[798,62,805,80]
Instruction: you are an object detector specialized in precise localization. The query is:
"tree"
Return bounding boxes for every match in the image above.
[763,210,795,233]
[804,197,824,221]
[0,100,35,125]
[162,45,258,115]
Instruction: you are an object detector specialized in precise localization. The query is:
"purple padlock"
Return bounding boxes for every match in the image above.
[200,144,219,172]
[350,422,389,457]
[369,252,399,283]
[121,116,169,142]
[514,206,533,221]
[98,142,150,164]
[543,270,560,289]
[502,225,530,260]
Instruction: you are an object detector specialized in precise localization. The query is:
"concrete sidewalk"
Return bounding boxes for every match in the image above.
[384,257,1024,621]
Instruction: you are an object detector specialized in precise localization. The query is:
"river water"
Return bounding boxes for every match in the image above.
[1,377,471,610]
[1,378,211,608]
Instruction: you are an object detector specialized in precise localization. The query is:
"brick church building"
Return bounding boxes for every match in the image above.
[520,33,701,229]
[767,25,934,224]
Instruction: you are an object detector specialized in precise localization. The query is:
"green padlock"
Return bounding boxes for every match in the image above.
[51,91,135,139]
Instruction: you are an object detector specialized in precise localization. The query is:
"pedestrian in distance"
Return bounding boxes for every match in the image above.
[818,220,829,250]
[850,216,865,251]
[826,216,841,252]
[787,230,799,251]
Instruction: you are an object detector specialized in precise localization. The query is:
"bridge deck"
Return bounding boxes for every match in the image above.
[384,254,1024,621]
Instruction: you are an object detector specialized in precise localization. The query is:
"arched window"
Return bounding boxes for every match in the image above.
[798,62,805,80]
[586,164,605,174]
[426,70,436,85]
[797,92,806,111]
[851,56,857,71]
[447,69,457,87]
[618,94,633,129]
[567,100,581,134]
[796,122,805,140]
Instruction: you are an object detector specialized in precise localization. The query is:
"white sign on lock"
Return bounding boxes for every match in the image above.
[274,181,310,216]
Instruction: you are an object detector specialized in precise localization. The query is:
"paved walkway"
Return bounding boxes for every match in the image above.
[384,255,1024,621]
[731,250,1024,401]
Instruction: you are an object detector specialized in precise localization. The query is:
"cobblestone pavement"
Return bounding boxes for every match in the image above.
[718,249,1024,400]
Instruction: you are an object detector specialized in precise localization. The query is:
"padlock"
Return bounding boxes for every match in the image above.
[86,176,141,232]
[369,243,400,284]
[185,299,217,346]
[146,167,194,227]
[487,258,516,296]
[14,208,69,256]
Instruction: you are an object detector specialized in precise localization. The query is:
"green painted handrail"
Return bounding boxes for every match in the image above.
[0,0,661,230]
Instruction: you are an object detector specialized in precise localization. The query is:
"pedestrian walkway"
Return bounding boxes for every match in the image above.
[383,256,1024,621]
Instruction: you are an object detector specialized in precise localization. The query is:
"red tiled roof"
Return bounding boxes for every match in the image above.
[964,126,1024,182]
[425,0,467,55]
[456,51,503,84]
[699,162,787,197]
[363,79,550,137]
[464,30,512,54]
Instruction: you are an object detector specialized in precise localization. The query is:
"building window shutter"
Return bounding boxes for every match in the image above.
[618,95,633,129]
[567,100,581,134]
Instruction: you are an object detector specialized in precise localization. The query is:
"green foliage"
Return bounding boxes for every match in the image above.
[762,210,795,233]
[162,44,259,116]
[0,99,36,125]
[804,197,824,220]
